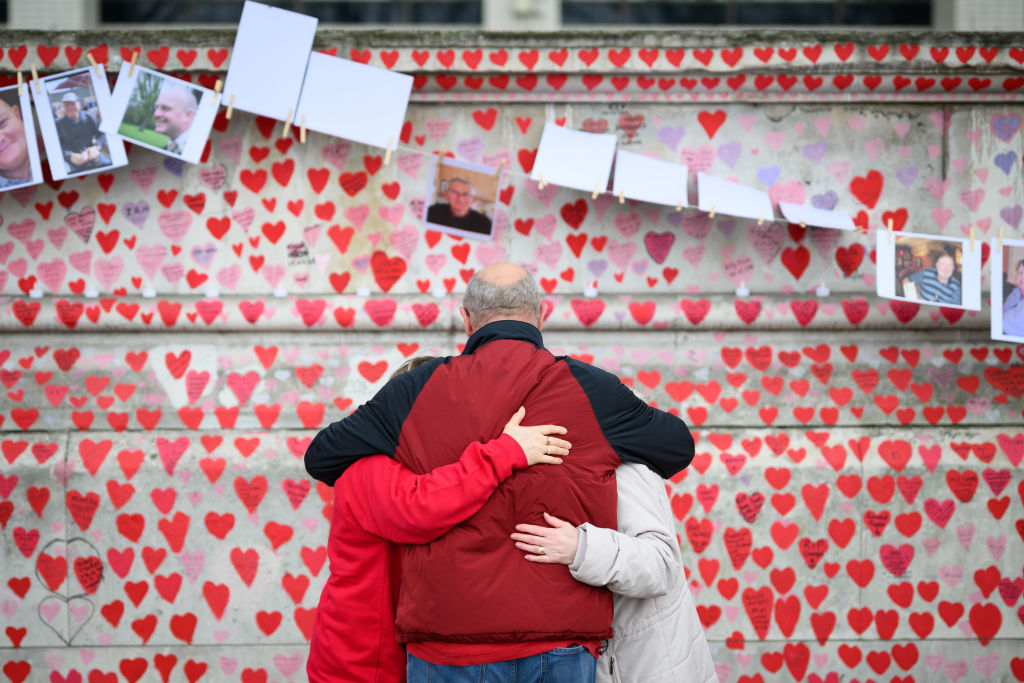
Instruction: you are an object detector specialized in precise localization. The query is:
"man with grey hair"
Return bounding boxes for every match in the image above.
[152,81,197,155]
[305,262,694,680]
[426,176,493,236]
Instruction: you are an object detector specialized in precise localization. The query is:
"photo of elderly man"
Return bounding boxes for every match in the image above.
[117,73,199,156]
[53,90,112,174]
[427,176,493,236]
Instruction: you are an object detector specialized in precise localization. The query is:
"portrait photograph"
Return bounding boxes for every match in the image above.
[990,238,1024,343]
[875,230,981,310]
[32,66,128,180]
[422,155,503,241]
[0,84,44,193]
[103,64,220,165]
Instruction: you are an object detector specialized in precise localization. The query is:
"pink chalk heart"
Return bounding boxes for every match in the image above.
[303,224,321,247]
[525,179,558,207]
[768,181,805,207]
[198,164,228,190]
[679,213,712,240]
[65,208,96,243]
[7,257,27,277]
[231,207,255,232]
[129,164,157,192]
[7,217,36,242]
[456,136,483,163]
[216,264,241,290]
[321,140,351,170]
[723,256,754,285]
[135,245,166,280]
[535,242,562,268]
[476,243,507,266]
[261,264,285,288]
[535,214,557,240]
[37,258,66,292]
[345,205,370,230]
[750,222,785,263]
[0,241,13,264]
[158,210,192,243]
[424,118,452,140]
[94,256,124,290]
[643,231,674,264]
[217,136,242,165]
[396,153,422,179]
[425,253,446,274]
[679,145,715,174]
[378,204,404,227]
[614,212,642,239]
[69,250,92,275]
[388,225,419,259]
[607,240,636,270]
[25,238,44,259]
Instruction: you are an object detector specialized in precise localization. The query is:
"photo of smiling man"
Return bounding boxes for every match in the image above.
[104,64,219,165]
[423,155,502,241]
[116,71,199,157]
[0,85,43,192]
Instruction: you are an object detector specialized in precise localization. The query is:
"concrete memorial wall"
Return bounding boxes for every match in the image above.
[0,27,1022,683]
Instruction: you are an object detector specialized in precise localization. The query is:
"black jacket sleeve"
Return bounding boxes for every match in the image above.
[304,358,443,485]
[566,358,695,479]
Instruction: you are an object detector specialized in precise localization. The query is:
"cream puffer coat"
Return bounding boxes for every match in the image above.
[570,463,718,683]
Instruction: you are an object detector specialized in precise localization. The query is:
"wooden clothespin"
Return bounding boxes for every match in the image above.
[30,64,40,94]
[591,185,600,200]
[676,199,684,212]
[492,159,506,178]
[225,93,235,120]
[128,49,140,77]
[757,214,765,226]
[299,114,307,144]
[214,79,223,95]
[969,226,975,251]
[281,108,294,138]
[999,226,1005,250]
[800,221,807,229]
[709,206,716,219]
[383,137,393,166]
[87,53,102,77]
[436,147,447,171]
[887,218,894,244]
[16,72,24,97]
[618,190,625,205]
[538,174,547,191]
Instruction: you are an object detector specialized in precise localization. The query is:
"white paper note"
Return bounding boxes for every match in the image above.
[222,0,318,120]
[530,122,617,194]
[612,150,688,208]
[780,202,855,231]
[295,53,413,151]
[697,173,774,222]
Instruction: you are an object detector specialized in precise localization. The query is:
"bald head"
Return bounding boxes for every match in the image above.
[460,262,543,335]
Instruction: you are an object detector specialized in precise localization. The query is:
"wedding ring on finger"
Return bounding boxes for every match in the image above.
[538,546,545,555]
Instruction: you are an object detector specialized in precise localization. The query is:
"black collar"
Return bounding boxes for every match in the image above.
[462,320,544,355]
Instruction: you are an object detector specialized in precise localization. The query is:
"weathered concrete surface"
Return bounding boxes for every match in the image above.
[1,29,1022,683]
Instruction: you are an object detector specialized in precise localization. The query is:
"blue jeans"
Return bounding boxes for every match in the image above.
[407,645,596,682]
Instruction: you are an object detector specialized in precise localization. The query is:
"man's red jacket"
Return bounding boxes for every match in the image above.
[306,321,694,653]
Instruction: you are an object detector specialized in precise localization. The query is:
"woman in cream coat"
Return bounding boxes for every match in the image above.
[511,461,717,682]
